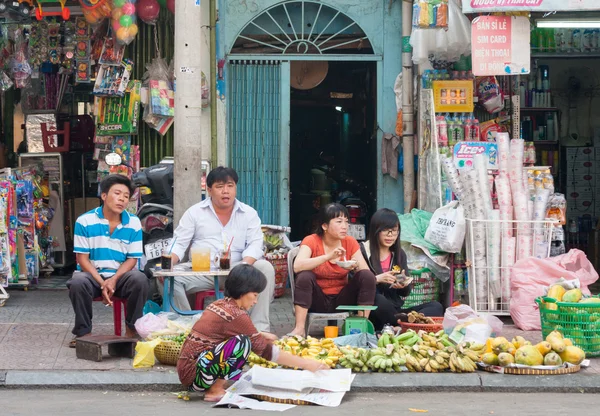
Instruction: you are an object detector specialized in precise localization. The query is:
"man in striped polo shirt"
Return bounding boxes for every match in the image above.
[67,175,148,346]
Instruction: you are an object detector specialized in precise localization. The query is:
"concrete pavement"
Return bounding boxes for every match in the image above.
[2,390,600,416]
[0,287,599,392]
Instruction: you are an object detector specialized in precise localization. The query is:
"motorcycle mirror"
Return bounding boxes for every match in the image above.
[105,152,122,166]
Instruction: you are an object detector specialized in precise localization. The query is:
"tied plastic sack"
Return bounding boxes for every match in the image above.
[134,312,168,339]
[424,201,466,253]
[133,338,162,368]
[443,304,503,345]
[510,249,599,330]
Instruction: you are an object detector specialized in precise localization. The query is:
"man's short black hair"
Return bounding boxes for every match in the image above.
[100,174,134,196]
[207,166,239,188]
[224,264,267,299]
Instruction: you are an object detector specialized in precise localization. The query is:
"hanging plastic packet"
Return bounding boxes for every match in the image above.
[543,169,555,193]
[476,76,504,114]
[81,0,113,25]
[111,0,139,45]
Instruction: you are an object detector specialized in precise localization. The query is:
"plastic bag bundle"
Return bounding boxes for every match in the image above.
[508,139,525,197]
[80,0,112,25]
[441,155,465,202]
[487,209,501,298]
[409,0,471,66]
[474,154,493,217]
[142,57,175,135]
[496,132,510,173]
[501,236,516,301]
[111,0,139,45]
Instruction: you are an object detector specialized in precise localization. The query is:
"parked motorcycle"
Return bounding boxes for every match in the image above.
[131,159,174,275]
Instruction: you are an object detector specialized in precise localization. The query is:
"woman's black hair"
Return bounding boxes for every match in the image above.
[315,203,349,236]
[100,174,134,196]
[224,264,267,299]
[207,166,239,188]
[367,208,401,274]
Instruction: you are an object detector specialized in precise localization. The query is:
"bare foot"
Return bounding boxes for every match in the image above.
[204,379,227,402]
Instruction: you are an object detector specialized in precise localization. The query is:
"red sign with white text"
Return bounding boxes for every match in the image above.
[471,16,530,76]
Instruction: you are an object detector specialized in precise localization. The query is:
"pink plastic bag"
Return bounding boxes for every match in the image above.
[510,249,599,330]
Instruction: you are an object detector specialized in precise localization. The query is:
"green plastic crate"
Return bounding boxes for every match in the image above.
[401,268,440,309]
[535,296,600,357]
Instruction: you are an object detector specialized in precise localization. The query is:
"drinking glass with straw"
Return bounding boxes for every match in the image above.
[161,237,177,271]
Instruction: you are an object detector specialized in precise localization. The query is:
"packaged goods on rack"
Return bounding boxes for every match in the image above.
[412,0,448,29]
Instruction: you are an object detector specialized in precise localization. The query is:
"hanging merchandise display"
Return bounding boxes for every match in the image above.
[137,0,161,25]
[412,0,448,29]
[111,0,139,45]
[74,16,92,84]
[0,167,55,288]
[80,0,113,25]
[142,57,174,135]
[95,79,142,135]
[410,0,471,67]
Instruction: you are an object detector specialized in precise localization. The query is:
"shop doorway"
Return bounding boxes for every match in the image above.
[289,61,377,241]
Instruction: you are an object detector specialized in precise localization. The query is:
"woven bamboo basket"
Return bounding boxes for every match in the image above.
[154,340,182,366]
[478,363,581,375]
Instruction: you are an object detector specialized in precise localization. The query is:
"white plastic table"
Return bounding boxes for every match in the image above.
[152,268,230,316]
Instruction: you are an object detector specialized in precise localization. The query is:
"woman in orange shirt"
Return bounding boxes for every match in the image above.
[289,203,377,337]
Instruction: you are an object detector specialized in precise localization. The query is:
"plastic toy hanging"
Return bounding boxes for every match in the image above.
[111,0,139,45]
[35,0,71,21]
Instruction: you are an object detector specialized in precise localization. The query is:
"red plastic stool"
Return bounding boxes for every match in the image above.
[93,297,125,336]
[194,291,220,310]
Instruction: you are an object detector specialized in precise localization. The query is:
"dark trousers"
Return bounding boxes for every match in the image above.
[369,293,444,331]
[67,270,149,336]
[293,270,377,313]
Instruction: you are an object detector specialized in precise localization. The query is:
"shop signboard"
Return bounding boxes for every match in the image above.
[463,0,600,13]
[453,141,498,170]
[471,16,530,76]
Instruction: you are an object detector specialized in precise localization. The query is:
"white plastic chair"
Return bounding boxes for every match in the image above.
[287,246,349,337]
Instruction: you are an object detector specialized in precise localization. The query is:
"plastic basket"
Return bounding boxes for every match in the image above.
[400,268,440,309]
[154,340,182,365]
[267,255,288,298]
[399,317,444,333]
[535,296,600,357]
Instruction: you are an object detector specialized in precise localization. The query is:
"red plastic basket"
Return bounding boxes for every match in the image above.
[399,317,444,333]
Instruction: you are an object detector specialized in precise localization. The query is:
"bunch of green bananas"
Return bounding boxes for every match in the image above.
[338,347,369,373]
[366,345,406,373]
[264,233,284,249]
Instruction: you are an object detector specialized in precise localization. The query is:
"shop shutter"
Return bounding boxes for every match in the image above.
[229,60,281,225]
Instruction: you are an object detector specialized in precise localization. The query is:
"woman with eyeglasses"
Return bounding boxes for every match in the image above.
[360,208,443,330]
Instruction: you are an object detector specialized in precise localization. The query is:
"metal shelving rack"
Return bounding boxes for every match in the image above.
[18,152,69,268]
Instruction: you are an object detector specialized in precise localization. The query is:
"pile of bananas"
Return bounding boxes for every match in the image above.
[338,346,370,373]
[366,345,405,373]
[377,329,483,373]
[266,335,343,369]
[248,352,278,368]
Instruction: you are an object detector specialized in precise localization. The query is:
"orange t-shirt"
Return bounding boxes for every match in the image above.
[300,234,360,296]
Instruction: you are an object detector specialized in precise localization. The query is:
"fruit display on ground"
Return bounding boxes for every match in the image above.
[248,331,484,373]
[480,331,586,368]
[539,286,600,355]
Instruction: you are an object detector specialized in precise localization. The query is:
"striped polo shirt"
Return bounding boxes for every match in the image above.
[73,207,143,278]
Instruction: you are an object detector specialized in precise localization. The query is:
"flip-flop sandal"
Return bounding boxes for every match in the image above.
[69,337,77,348]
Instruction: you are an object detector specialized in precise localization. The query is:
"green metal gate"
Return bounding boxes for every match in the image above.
[228,61,282,225]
